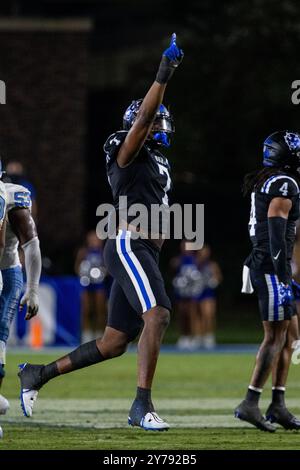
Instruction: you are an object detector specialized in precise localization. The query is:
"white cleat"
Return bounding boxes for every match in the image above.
[20,389,38,417]
[0,394,9,415]
[128,412,170,431]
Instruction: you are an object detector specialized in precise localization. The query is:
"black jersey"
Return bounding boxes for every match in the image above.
[103,130,172,234]
[244,173,300,275]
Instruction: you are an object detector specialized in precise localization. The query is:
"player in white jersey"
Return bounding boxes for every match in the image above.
[0,165,8,421]
[0,180,42,415]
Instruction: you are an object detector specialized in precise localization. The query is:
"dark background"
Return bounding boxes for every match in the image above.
[0,0,300,340]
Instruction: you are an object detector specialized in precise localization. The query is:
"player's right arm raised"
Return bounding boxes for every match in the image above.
[117,33,183,167]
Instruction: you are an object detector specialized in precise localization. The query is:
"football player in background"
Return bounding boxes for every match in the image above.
[0,161,7,419]
[18,34,183,431]
[235,131,300,432]
[0,175,41,414]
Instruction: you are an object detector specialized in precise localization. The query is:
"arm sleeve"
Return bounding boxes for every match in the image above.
[21,237,42,293]
[268,216,288,284]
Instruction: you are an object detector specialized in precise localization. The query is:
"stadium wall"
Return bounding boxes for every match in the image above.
[0,18,92,264]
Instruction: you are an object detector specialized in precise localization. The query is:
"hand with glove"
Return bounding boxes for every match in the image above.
[278,283,294,306]
[156,33,184,84]
[20,287,39,320]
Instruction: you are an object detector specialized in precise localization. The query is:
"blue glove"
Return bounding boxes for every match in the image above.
[292,279,300,300]
[163,33,184,66]
[156,33,184,84]
[278,283,294,306]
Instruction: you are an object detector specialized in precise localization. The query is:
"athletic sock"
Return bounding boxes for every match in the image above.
[135,387,154,411]
[40,361,59,384]
[245,385,262,405]
[272,386,286,406]
[40,340,105,384]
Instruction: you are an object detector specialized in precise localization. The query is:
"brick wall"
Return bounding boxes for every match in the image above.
[0,20,90,267]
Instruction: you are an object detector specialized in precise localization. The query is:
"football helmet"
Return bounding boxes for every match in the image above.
[123,99,174,147]
[263,130,300,171]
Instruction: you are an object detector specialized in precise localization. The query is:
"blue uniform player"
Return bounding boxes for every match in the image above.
[235,131,300,432]
[18,34,184,431]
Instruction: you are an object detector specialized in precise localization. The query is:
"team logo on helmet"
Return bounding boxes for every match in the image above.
[284,132,300,152]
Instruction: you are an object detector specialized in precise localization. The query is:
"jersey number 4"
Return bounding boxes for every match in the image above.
[279,182,288,197]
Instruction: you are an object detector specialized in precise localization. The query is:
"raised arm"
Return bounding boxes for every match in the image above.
[117,33,183,167]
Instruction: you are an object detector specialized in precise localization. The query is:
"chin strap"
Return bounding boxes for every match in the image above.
[153,132,171,147]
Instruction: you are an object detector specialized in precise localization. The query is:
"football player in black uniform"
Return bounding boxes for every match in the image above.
[235,131,300,432]
[18,34,183,431]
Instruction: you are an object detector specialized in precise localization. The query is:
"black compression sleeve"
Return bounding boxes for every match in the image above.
[268,216,288,284]
[156,56,176,84]
[68,340,105,370]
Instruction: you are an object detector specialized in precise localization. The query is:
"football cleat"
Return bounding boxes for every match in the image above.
[234,400,276,432]
[0,394,9,415]
[128,412,170,431]
[20,389,38,418]
[18,363,44,417]
[266,404,300,430]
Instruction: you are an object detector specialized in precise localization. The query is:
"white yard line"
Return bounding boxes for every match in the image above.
[1,398,300,429]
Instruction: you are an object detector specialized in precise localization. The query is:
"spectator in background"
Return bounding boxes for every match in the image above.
[190,245,222,349]
[75,231,108,343]
[3,161,37,220]
[171,241,198,350]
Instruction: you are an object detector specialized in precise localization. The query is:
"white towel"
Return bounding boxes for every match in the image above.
[241,265,254,294]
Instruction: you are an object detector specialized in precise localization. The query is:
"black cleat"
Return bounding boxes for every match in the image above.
[234,400,276,432]
[18,363,45,417]
[266,404,300,430]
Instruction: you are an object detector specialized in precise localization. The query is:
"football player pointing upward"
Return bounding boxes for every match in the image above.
[235,131,300,431]
[19,34,183,431]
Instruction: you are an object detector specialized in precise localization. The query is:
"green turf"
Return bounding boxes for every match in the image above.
[2,426,300,450]
[1,351,300,449]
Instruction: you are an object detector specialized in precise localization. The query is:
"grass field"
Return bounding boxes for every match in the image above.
[1,350,300,450]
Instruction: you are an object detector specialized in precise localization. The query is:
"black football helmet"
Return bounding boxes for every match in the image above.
[123,99,174,147]
[263,130,300,171]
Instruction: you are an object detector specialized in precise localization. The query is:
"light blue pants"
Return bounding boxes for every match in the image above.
[0,266,23,344]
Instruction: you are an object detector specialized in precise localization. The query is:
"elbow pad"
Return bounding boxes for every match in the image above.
[21,237,42,292]
[268,217,288,284]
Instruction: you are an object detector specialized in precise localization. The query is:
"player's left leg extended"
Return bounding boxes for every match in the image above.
[0,266,23,414]
[18,325,130,417]
[266,314,300,429]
